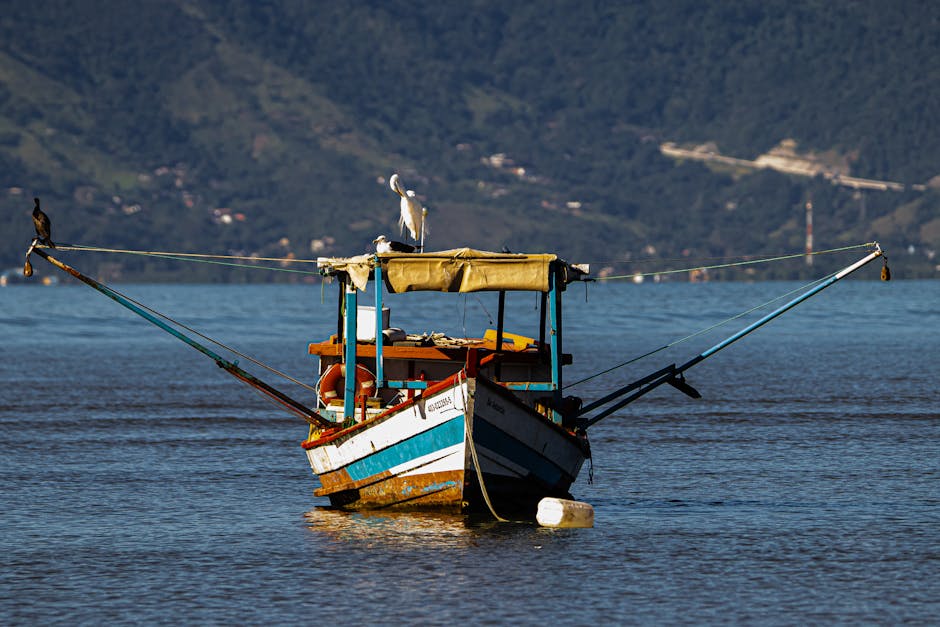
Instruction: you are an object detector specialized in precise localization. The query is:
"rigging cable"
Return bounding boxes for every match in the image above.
[563,270,838,390]
[47,241,876,393]
[591,243,875,281]
[51,242,874,281]
[52,244,322,275]
[100,282,318,393]
[564,242,878,388]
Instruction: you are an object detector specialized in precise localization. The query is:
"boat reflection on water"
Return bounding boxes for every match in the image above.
[303,507,516,547]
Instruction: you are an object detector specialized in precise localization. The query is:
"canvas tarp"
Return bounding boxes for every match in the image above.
[317,248,559,293]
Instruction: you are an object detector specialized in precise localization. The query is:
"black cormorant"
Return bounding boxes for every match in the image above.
[32,197,55,248]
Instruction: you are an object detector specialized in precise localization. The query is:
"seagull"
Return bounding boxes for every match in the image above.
[373,235,416,253]
[389,174,426,243]
[32,197,55,248]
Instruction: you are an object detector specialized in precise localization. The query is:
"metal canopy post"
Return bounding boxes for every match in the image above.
[548,266,563,424]
[495,290,506,380]
[538,291,548,362]
[336,278,345,344]
[374,261,384,387]
[344,282,358,419]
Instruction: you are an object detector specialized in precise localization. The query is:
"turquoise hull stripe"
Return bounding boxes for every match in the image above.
[473,418,567,486]
[345,415,465,482]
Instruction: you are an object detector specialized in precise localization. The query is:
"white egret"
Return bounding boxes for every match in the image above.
[389,173,426,245]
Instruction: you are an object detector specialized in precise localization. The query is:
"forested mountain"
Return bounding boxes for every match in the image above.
[1,0,938,281]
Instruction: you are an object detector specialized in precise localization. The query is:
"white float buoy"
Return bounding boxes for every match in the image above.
[536,497,594,528]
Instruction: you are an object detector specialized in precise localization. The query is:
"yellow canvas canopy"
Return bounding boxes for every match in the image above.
[317,248,580,293]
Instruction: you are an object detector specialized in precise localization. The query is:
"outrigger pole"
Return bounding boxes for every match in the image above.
[577,244,887,429]
[31,247,333,428]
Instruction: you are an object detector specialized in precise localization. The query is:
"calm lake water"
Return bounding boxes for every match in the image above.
[1,276,938,624]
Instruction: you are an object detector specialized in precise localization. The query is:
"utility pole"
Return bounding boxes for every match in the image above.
[856,190,867,222]
[805,196,814,266]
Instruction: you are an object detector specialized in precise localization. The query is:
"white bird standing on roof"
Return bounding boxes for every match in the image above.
[389,173,427,247]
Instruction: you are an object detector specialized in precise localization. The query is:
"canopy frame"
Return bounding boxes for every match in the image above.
[326,250,582,424]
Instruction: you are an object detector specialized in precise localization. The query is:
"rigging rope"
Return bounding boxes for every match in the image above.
[48,241,875,393]
[53,244,322,275]
[102,282,318,393]
[57,244,319,263]
[51,242,875,281]
[563,270,838,390]
[592,243,875,281]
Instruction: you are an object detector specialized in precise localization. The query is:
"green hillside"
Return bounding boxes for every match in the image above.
[1,0,938,281]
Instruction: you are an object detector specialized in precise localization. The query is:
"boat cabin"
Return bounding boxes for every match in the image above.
[312,248,587,427]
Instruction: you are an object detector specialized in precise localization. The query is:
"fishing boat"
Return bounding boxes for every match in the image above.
[305,249,590,515]
[27,240,889,520]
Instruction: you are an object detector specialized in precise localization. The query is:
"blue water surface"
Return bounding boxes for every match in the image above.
[1,277,938,624]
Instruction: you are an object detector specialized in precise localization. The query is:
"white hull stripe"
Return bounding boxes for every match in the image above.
[344,415,464,482]
[396,443,465,477]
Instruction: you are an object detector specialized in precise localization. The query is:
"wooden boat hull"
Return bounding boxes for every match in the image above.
[304,374,589,515]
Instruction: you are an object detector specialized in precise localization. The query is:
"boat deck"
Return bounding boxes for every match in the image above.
[308,337,571,365]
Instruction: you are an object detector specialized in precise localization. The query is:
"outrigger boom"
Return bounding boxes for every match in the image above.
[577,244,886,428]
[30,247,333,428]
[28,237,886,516]
[30,242,886,433]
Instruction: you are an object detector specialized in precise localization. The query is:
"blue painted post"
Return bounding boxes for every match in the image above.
[374,261,384,387]
[548,267,562,424]
[344,282,358,419]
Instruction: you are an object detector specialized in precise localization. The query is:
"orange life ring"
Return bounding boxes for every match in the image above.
[319,363,376,405]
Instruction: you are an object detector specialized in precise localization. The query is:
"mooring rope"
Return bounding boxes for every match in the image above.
[456,372,507,522]
[563,270,839,390]
[102,282,319,393]
[593,243,876,281]
[456,370,530,523]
